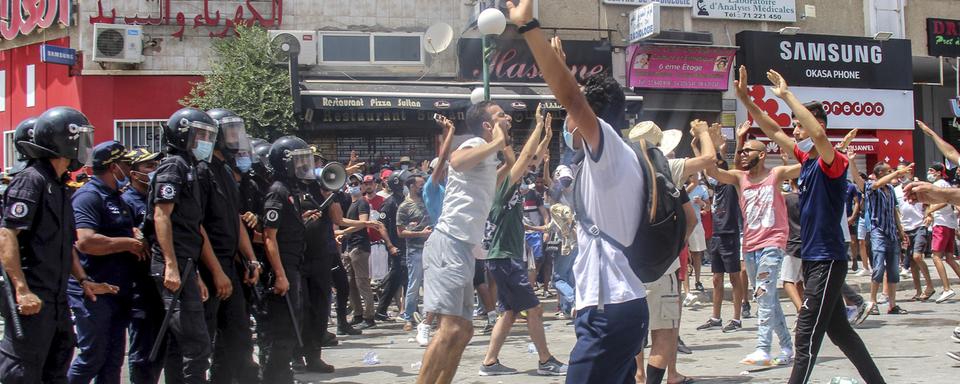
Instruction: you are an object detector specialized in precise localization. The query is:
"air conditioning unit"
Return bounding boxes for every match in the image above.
[269,30,318,66]
[93,23,144,63]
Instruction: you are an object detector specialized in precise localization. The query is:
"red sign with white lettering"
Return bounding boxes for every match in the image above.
[0,0,71,41]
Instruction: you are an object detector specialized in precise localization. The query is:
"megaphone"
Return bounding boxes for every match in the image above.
[316,162,347,191]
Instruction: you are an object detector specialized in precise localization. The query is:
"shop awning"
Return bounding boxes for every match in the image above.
[299,80,643,113]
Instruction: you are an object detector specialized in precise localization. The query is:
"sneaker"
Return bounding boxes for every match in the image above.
[953,327,960,342]
[337,325,362,336]
[855,268,871,277]
[321,331,339,347]
[556,311,569,320]
[416,322,431,347]
[479,360,518,376]
[697,318,723,331]
[742,302,753,319]
[305,358,335,374]
[877,293,889,305]
[722,320,743,333]
[374,312,393,322]
[683,293,699,307]
[348,316,364,326]
[356,319,376,330]
[695,281,705,292]
[292,355,307,372]
[740,350,772,366]
[677,337,692,354]
[537,356,568,376]
[948,351,960,362]
[936,290,956,303]
[900,267,910,278]
[773,348,794,366]
[412,311,424,325]
[480,321,495,335]
[887,305,908,315]
[846,305,858,323]
[854,302,873,325]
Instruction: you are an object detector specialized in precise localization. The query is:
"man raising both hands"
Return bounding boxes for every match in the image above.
[738,66,885,384]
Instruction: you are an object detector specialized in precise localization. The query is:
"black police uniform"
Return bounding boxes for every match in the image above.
[144,153,210,384]
[261,180,305,383]
[374,189,407,318]
[68,176,137,383]
[121,186,166,384]
[0,160,78,383]
[196,156,258,384]
[298,184,339,363]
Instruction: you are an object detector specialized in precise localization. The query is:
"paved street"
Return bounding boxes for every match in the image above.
[299,265,960,383]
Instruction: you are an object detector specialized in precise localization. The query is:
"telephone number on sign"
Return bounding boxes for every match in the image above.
[723,12,784,20]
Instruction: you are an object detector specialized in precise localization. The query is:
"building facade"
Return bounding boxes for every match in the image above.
[0,0,956,171]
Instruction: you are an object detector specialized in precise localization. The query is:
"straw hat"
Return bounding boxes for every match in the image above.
[628,121,682,155]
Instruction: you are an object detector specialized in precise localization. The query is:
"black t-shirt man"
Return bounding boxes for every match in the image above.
[346,198,371,252]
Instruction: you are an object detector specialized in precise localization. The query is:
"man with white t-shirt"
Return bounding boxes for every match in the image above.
[894,163,935,301]
[417,101,509,384]
[923,163,960,303]
[507,1,666,381]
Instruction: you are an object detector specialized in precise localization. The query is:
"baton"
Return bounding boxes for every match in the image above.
[0,266,24,340]
[285,292,304,348]
[149,258,195,362]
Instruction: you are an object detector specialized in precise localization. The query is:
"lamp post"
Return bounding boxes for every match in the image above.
[477,8,506,102]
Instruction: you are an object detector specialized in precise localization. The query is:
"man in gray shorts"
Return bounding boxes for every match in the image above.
[418,101,510,384]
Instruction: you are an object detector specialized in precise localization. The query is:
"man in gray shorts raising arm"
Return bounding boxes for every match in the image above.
[417,101,510,384]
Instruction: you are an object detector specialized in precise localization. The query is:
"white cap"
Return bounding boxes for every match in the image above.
[429,157,440,169]
[554,165,574,180]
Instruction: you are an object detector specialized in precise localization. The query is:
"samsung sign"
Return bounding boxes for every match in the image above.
[736,31,912,90]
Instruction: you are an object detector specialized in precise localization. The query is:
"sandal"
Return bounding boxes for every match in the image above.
[668,376,696,384]
[887,305,908,315]
[919,289,936,302]
[909,293,922,301]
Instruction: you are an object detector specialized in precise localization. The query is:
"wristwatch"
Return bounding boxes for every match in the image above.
[247,260,262,269]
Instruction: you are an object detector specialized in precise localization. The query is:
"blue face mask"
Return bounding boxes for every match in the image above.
[348,185,362,196]
[193,140,214,163]
[796,138,815,153]
[113,166,129,190]
[236,156,252,173]
[563,124,580,150]
[147,170,157,183]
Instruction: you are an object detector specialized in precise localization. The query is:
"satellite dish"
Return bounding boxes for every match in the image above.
[423,23,453,54]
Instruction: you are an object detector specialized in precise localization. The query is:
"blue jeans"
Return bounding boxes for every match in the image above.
[404,247,425,320]
[553,249,576,314]
[567,298,648,384]
[744,247,793,354]
[869,228,901,284]
[744,248,757,289]
[68,292,131,384]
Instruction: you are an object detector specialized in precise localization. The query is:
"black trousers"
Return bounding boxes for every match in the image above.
[789,260,885,384]
[300,252,335,358]
[262,268,301,384]
[0,301,75,384]
[375,253,408,316]
[157,260,211,384]
[209,260,259,384]
[332,257,351,325]
[128,275,166,384]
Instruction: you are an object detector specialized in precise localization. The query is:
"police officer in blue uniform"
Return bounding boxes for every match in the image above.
[0,107,119,383]
[200,108,261,384]
[261,136,314,383]
[144,107,218,384]
[120,148,166,384]
[68,141,145,384]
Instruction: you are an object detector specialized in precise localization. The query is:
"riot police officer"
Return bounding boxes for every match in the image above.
[68,141,145,384]
[201,108,261,384]
[8,116,37,176]
[0,107,118,383]
[120,148,166,384]
[144,107,217,384]
[261,136,314,383]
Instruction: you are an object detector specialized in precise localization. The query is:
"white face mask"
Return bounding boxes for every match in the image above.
[796,138,815,153]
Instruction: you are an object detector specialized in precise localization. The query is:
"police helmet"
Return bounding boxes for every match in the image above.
[22,107,95,172]
[268,136,315,181]
[206,108,249,154]
[163,107,218,155]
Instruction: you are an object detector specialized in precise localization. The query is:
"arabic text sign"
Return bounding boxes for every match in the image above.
[0,0,72,41]
[89,0,284,40]
[629,3,660,43]
[692,0,797,22]
[626,45,736,90]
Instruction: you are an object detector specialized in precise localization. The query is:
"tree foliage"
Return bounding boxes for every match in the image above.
[181,24,296,140]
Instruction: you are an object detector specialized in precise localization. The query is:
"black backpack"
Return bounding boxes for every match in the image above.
[572,139,687,283]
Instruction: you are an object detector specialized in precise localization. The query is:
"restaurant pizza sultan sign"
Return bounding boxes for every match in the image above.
[0,0,72,41]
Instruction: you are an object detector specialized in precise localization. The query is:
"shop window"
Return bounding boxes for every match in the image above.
[114,119,165,153]
[3,130,14,172]
[321,33,422,64]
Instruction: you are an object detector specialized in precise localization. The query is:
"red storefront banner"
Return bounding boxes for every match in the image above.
[626,45,736,90]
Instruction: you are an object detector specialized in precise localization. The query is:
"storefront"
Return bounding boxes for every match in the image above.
[625,43,737,157]
[735,31,915,171]
[296,37,642,167]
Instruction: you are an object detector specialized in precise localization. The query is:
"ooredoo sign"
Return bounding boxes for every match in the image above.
[734,85,914,130]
